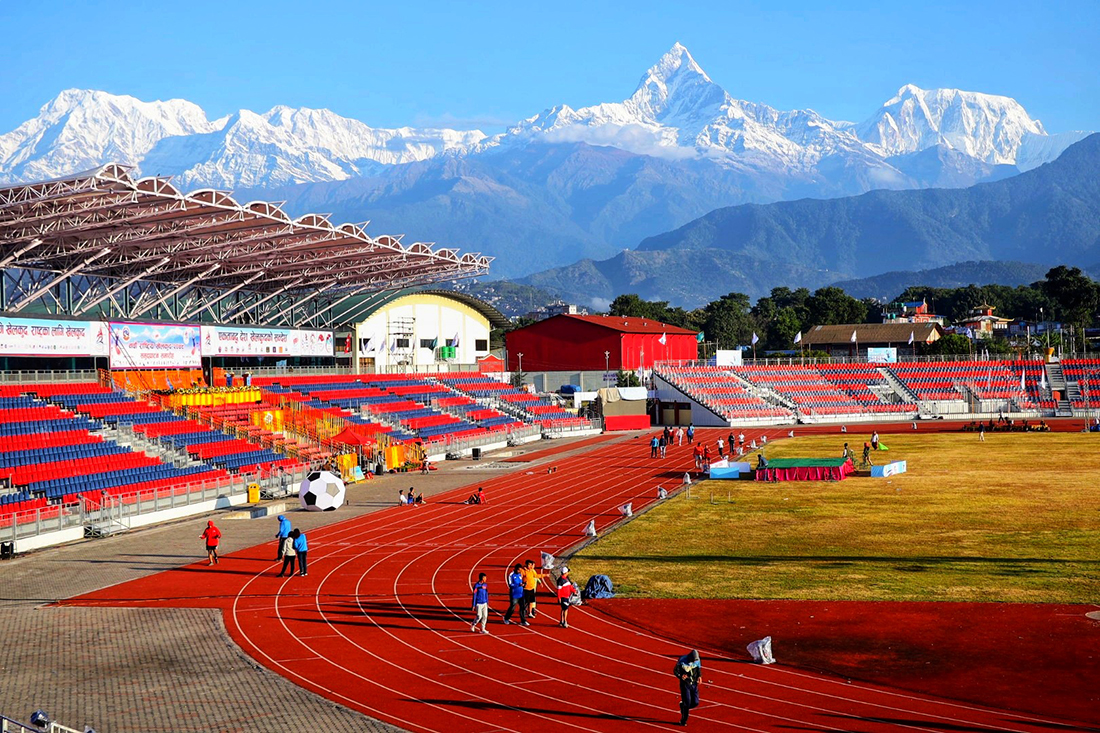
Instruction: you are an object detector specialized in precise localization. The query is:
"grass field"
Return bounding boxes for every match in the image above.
[570,432,1100,603]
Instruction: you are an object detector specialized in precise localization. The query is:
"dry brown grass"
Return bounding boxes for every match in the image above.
[570,432,1100,603]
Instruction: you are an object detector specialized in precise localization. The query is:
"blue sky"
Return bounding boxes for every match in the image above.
[1,0,1097,134]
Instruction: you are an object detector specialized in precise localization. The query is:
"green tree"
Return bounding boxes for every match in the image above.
[616,370,641,387]
[1041,266,1100,348]
[806,286,869,327]
[921,333,972,356]
[703,292,754,349]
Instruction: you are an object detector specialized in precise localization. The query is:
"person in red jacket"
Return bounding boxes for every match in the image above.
[200,520,222,566]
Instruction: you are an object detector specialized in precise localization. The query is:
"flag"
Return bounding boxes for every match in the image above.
[850,330,858,343]
[1040,369,1047,390]
[793,331,802,344]
[452,332,461,348]
[878,443,889,451]
[658,332,667,345]
[751,332,759,345]
[390,339,397,354]
[908,331,915,345]
[696,332,705,343]
[430,337,438,350]
[987,369,993,389]
[1020,370,1025,390]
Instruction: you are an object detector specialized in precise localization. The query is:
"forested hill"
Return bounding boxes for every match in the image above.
[637,133,1100,276]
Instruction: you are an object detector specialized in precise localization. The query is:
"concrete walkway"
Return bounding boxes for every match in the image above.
[0,434,620,732]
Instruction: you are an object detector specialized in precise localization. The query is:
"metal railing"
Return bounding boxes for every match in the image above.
[1,714,84,733]
[0,369,99,384]
[0,467,310,547]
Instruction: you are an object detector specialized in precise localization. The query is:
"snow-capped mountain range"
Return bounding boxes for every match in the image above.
[0,43,1089,190]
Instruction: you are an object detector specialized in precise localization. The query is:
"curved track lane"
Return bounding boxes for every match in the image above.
[68,429,1096,732]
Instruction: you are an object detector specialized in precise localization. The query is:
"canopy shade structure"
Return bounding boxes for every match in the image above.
[0,164,491,327]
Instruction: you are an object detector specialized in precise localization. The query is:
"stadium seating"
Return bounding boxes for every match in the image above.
[0,384,231,510]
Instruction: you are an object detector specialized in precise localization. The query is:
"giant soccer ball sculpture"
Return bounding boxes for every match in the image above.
[299,471,346,512]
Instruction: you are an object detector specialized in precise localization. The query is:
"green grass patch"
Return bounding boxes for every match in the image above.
[570,432,1100,603]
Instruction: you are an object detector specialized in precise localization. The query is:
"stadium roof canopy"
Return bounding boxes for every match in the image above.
[0,164,491,327]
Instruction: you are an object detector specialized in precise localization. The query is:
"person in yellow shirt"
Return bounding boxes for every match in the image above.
[521,558,547,619]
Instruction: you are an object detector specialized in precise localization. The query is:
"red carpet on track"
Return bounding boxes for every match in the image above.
[65,427,1099,732]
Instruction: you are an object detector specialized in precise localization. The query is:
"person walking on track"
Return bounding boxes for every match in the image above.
[275,514,291,561]
[521,558,547,619]
[673,649,702,725]
[503,563,529,626]
[676,426,684,446]
[276,533,297,577]
[650,435,659,458]
[292,528,308,576]
[979,422,985,442]
[687,424,695,444]
[716,437,725,459]
[470,572,490,634]
[200,520,221,566]
[556,566,577,628]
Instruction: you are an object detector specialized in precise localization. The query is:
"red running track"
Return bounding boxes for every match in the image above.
[68,428,1096,732]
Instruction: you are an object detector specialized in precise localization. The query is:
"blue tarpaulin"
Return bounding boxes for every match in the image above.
[582,574,615,600]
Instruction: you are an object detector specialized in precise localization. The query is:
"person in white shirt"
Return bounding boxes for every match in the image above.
[676,426,684,446]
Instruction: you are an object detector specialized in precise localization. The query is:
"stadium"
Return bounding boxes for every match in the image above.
[1,33,1099,733]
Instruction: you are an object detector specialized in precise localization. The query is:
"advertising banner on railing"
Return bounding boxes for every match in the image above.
[109,322,201,369]
[293,329,335,357]
[0,317,109,357]
[867,347,898,364]
[201,326,295,356]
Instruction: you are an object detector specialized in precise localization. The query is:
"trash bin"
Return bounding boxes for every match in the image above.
[247,482,261,504]
[0,541,13,560]
[472,447,482,461]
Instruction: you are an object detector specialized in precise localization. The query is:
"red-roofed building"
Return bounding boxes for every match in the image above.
[505,314,699,372]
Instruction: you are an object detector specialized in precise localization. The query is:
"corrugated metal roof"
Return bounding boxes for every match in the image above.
[801,322,943,345]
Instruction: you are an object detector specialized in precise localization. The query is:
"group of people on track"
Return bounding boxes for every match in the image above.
[471,558,576,633]
[197,514,309,577]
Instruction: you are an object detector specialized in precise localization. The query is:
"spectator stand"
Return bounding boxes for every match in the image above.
[0,381,299,554]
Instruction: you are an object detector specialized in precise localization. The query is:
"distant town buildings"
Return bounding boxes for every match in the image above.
[956,304,1012,339]
[881,299,945,325]
[524,300,589,321]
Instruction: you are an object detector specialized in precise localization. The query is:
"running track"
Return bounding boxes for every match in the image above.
[69,428,1096,732]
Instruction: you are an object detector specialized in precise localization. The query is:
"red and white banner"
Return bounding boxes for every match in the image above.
[110,322,201,369]
[0,317,108,357]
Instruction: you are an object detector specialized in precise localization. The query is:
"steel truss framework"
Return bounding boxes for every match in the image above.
[0,164,491,328]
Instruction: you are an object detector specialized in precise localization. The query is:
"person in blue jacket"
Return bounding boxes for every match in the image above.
[502,563,528,626]
[274,514,292,561]
[292,528,308,577]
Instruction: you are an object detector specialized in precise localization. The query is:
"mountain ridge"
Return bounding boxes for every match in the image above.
[519,134,1100,306]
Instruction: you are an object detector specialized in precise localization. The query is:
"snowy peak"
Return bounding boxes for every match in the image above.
[858,84,1046,164]
[0,88,221,182]
[0,90,487,188]
[628,43,726,123]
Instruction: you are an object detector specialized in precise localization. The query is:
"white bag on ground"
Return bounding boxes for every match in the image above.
[747,636,776,664]
[584,519,597,537]
[657,486,668,499]
[619,502,633,517]
[540,551,555,569]
[683,473,692,485]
